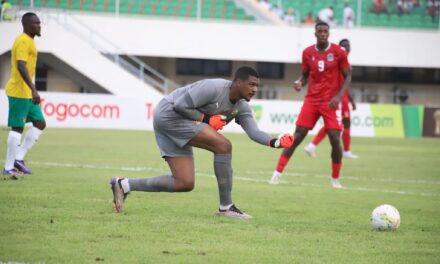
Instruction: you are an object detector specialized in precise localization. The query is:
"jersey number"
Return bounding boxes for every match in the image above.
[318,60,325,72]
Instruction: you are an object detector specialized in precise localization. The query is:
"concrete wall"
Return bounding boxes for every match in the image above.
[1,12,438,104]
[46,70,81,93]
[74,13,440,68]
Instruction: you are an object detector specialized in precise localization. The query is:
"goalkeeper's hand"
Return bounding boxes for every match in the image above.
[201,114,227,131]
[269,133,294,148]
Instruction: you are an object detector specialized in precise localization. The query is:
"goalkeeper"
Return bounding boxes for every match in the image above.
[110,66,293,219]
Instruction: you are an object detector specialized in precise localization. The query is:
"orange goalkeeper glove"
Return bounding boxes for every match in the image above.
[201,114,227,131]
[269,133,294,148]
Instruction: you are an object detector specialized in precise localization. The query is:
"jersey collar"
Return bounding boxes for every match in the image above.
[314,42,331,52]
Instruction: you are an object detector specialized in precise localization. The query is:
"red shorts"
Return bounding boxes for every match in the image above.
[341,100,351,119]
[296,100,342,130]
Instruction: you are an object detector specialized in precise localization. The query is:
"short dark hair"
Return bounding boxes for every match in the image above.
[339,39,349,45]
[21,12,37,26]
[234,66,259,81]
[315,22,329,30]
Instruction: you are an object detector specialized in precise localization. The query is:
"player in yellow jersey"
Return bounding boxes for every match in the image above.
[3,12,46,178]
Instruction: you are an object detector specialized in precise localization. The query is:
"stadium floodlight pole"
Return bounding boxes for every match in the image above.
[30,0,34,9]
[197,0,201,21]
[115,0,120,17]
[357,0,362,27]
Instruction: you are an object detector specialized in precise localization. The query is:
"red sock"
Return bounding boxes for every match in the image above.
[342,129,351,152]
[332,162,342,179]
[312,126,327,146]
[276,153,291,173]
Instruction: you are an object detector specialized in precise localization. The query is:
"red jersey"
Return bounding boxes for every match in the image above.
[301,43,350,104]
[339,48,351,104]
[341,90,350,104]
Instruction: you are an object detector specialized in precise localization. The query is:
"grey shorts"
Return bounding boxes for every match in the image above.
[153,99,208,157]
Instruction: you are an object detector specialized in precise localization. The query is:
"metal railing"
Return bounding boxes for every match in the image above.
[40,10,179,94]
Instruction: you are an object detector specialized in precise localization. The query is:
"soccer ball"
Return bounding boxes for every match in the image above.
[370,204,400,231]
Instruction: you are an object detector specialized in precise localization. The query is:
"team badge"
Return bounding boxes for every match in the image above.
[312,56,315,61]
[327,53,334,62]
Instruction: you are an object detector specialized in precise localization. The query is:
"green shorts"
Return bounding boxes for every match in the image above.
[7,96,45,128]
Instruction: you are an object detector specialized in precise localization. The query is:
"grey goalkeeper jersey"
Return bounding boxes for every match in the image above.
[164,78,273,146]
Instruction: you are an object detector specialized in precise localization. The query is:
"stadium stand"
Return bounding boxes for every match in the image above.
[266,0,439,29]
[9,0,255,21]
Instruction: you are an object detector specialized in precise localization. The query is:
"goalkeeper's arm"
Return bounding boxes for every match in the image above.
[238,115,293,148]
[173,92,204,121]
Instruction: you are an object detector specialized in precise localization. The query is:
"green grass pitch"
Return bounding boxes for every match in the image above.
[1,127,439,263]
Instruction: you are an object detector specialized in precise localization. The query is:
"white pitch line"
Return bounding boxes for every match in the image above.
[246,170,440,185]
[195,174,439,197]
[19,160,440,197]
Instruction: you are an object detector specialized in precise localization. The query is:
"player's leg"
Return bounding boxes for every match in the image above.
[15,120,45,174]
[341,112,358,159]
[3,127,24,178]
[270,101,318,184]
[312,126,327,146]
[110,128,197,213]
[327,128,343,188]
[322,105,343,188]
[3,97,28,178]
[14,102,46,174]
[304,126,327,157]
[133,156,194,192]
[110,156,191,213]
[270,126,310,184]
[189,128,251,219]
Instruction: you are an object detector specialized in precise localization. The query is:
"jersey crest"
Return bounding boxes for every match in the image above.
[327,53,334,62]
[219,108,239,123]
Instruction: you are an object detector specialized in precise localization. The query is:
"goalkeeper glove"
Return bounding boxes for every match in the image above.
[269,133,294,148]
[201,114,227,131]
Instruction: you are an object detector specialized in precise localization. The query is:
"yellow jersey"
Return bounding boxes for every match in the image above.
[6,33,38,99]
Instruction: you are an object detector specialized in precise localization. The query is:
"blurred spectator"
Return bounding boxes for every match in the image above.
[397,0,412,15]
[272,4,284,18]
[371,0,389,14]
[411,0,420,7]
[259,0,272,11]
[1,0,13,21]
[303,11,316,24]
[318,6,336,27]
[283,7,296,25]
[427,0,440,21]
[343,2,355,28]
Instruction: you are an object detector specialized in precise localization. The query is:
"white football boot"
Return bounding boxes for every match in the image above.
[216,204,252,219]
[304,144,317,158]
[269,170,282,185]
[343,151,359,159]
[331,178,343,189]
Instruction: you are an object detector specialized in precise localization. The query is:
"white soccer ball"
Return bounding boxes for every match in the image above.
[370,204,401,231]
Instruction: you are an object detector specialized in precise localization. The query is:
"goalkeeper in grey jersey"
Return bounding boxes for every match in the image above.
[110,66,294,219]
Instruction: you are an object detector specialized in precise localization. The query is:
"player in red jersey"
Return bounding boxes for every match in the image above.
[304,39,359,159]
[270,22,351,188]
